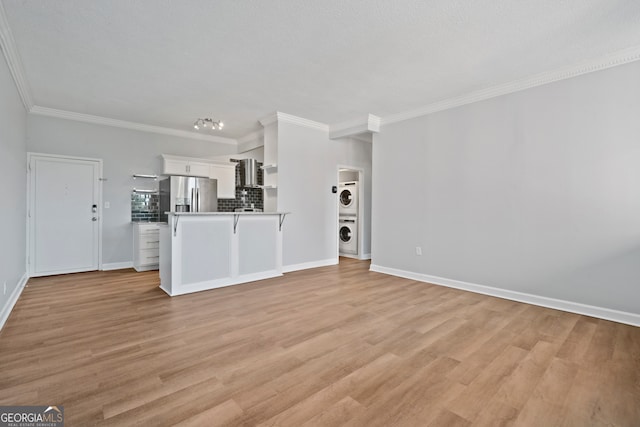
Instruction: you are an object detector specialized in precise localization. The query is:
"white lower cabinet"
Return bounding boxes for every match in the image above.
[133,223,160,271]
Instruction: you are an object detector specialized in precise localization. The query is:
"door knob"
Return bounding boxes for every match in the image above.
[92,217,98,221]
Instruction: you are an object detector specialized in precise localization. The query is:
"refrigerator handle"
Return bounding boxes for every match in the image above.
[196,188,200,212]
[191,188,196,212]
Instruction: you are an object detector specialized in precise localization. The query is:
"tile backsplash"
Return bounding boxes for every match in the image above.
[217,159,264,212]
[131,193,159,222]
[218,187,264,212]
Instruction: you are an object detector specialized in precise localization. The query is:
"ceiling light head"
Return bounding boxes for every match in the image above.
[194,117,223,132]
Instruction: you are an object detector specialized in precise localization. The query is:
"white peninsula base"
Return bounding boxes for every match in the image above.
[159,212,287,296]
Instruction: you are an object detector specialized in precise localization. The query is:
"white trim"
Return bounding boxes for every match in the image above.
[27,153,104,276]
[0,273,28,331]
[329,114,380,140]
[360,253,371,260]
[0,1,33,110]
[283,258,338,273]
[369,265,640,327]
[337,165,366,261]
[29,106,238,145]
[381,45,640,127]
[162,270,283,296]
[259,112,329,132]
[101,262,134,271]
[367,115,381,132]
[258,112,278,127]
[29,267,97,278]
[278,112,329,130]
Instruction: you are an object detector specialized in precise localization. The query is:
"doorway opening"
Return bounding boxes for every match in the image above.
[337,166,370,263]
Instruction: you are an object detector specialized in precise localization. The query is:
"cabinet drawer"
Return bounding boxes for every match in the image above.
[139,237,160,250]
[137,224,159,234]
[139,248,160,265]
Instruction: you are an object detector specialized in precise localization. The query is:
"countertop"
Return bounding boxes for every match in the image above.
[166,212,289,216]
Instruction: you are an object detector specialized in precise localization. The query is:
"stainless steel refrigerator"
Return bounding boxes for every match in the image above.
[159,176,218,222]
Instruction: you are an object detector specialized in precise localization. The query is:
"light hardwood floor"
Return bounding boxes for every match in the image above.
[0,258,638,426]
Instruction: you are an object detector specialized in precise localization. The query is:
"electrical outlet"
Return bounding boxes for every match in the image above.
[415,246,422,256]
[104,201,110,209]
[3,281,6,295]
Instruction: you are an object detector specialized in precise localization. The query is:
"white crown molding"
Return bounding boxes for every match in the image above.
[0,1,33,110]
[370,264,640,327]
[329,114,380,140]
[277,112,329,131]
[29,106,238,145]
[381,45,640,127]
[258,112,278,127]
[259,111,329,132]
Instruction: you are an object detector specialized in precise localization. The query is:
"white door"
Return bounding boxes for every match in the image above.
[29,154,101,276]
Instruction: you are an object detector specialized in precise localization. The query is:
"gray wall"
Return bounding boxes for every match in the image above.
[372,60,640,314]
[274,125,373,268]
[0,53,27,318]
[277,121,338,267]
[339,170,358,182]
[27,115,236,266]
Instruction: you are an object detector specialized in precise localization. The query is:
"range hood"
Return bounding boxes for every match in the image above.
[239,158,261,188]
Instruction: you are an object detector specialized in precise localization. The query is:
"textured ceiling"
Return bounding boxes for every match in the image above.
[3,0,640,138]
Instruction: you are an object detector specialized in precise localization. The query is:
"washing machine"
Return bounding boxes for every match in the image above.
[339,216,358,255]
[339,181,358,216]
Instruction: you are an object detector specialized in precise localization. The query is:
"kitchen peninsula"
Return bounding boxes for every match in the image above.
[159,212,288,296]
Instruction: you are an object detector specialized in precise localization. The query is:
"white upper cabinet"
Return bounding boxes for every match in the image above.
[210,163,237,199]
[161,154,237,199]
[162,155,211,177]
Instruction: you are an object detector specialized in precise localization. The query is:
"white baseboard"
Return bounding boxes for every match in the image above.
[0,273,28,331]
[164,270,283,296]
[370,264,640,327]
[339,253,371,261]
[283,258,338,273]
[101,261,134,271]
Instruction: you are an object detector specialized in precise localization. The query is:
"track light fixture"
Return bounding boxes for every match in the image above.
[193,118,224,131]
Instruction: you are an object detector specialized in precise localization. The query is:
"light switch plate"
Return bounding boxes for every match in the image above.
[104,201,110,209]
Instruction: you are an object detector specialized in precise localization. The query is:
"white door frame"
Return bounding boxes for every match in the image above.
[26,152,104,276]
[337,165,366,261]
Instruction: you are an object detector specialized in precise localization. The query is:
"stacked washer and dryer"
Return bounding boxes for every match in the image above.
[339,181,358,255]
